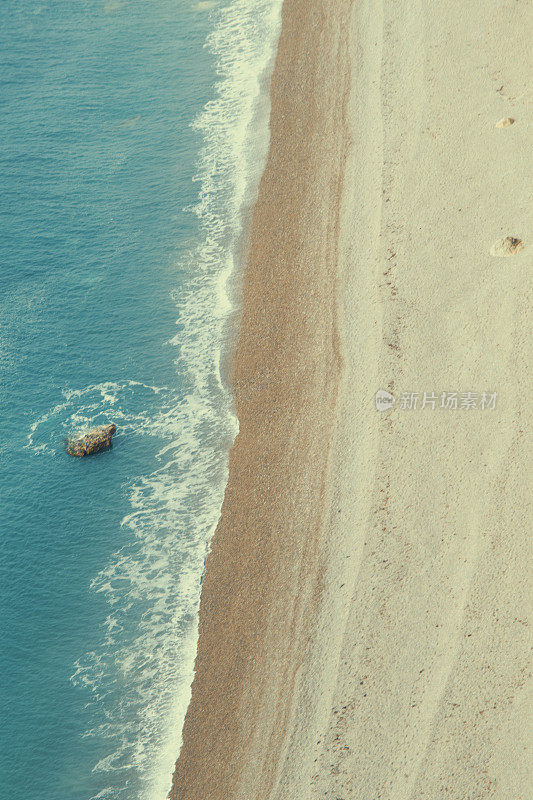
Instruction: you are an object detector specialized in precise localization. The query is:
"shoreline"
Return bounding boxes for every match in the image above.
[169,0,530,797]
[169,0,350,796]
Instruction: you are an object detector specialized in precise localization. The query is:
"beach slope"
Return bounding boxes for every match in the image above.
[170,0,531,798]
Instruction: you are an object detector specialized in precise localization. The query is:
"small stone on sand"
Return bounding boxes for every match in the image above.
[490,236,524,257]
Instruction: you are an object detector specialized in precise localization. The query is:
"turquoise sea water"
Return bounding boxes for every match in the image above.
[0,1,281,798]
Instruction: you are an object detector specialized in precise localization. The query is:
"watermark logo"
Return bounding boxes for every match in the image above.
[375,389,396,411]
[375,390,497,411]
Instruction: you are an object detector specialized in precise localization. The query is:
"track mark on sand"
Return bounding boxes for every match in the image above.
[494,116,514,127]
[490,236,524,257]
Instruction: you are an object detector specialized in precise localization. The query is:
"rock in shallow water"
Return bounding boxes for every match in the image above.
[67,424,117,457]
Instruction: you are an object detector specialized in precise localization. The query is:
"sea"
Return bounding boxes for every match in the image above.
[0,1,281,798]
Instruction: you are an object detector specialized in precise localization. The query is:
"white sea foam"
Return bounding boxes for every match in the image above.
[65,2,283,799]
[26,380,175,454]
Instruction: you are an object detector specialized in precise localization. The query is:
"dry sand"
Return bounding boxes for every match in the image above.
[170,0,531,798]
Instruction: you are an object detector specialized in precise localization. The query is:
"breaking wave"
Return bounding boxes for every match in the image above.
[37,2,286,799]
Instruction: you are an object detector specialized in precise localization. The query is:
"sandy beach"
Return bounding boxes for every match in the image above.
[170,0,531,798]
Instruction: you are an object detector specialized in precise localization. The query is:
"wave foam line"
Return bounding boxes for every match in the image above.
[70,3,284,800]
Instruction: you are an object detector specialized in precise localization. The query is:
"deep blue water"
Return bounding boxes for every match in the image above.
[0,0,281,798]
[0,2,214,798]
